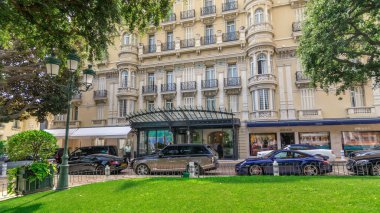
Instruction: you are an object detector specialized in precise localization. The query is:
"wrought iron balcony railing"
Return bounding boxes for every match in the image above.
[161,83,176,92]
[201,5,216,16]
[181,81,197,90]
[224,77,241,87]
[93,90,107,98]
[222,31,239,42]
[142,85,157,94]
[181,9,195,19]
[163,13,176,23]
[201,35,216,45]
[162,41,175,51]
[292,21,302,32]
[144,44,156,53]
[222,1,237,12]
[202,79,218,89]
[180,38,195,48]
[295,71,310,81]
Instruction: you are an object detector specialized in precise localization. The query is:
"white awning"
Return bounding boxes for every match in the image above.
[44,126,131,139]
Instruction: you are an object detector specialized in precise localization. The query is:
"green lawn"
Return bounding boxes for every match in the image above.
[1,176,380,212]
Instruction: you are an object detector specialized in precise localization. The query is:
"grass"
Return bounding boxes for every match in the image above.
[1,176,380,213]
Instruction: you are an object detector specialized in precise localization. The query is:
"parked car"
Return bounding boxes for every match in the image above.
[348,146,380,158]
[58,154,128,175]
[257,144,336,160]
[55,146,118,163]
[132,144,219,175]
[346,152,380,176]
[54,148,64,164]
[235,150,333,176]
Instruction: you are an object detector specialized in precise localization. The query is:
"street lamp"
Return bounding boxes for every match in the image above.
[45,53,95,190]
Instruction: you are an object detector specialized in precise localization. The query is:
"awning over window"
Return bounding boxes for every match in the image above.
[45,126,131,138]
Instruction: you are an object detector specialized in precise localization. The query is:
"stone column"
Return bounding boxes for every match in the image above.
[157,78,162,108]
[239,60,249,121]
[176,76,182,107]
[285,65,296,119]
[278,66,287,119]
[218,72,224,110]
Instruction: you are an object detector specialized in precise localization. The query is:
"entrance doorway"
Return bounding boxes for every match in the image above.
[280,133,295,148]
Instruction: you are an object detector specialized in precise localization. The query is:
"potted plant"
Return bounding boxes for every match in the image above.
[7,130,58,195]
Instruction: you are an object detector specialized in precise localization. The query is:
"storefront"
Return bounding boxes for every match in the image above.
[247,118,380,157]
[126,107,240,159]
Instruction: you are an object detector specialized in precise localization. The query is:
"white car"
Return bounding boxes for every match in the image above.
[257,144,336,160]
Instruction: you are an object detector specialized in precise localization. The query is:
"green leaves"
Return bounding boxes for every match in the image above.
[298,0,380,94]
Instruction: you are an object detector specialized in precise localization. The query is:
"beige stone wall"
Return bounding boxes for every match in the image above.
[0,118,41,140]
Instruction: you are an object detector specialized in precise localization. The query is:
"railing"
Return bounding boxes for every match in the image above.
[201,5,216,16]
[222,1,238,12]
[292,21,302,32]
[180,38,195,48]
[202,79,218,89]
[201,35,216,45]
[162,42,175,51]
[161,83,176,92]
[222,31,239,42]
[224,77,241,87]
[347,107,375,114]
[249,74,276,83]
[181,81,197,90]
[142,85,157,94]
[180,9,195,19]
[93,90,107,99]
[296,71,310,81]
[162,13,176,23]
[302,110,319,116]
[92,119,107,126]
[251,110,278,119]
[144,44,156,53]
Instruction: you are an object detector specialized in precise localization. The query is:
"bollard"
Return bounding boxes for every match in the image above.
[105,165,110,178]
[273,160,279,176]
[1,163,7,177]
[189,162,195,178]
[340,150,345,161]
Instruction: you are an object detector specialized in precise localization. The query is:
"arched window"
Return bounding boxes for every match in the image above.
[121,70,128,88]
[255,8,264,24]
[123,33,130,45]
[130,71,136,88]
[257,53,267,74]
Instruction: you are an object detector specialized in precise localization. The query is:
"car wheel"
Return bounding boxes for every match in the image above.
[95,165,105,175]
[248,165,263,175]
[135,164,150,175]
[371,163,380,176]
[303,164,319,176]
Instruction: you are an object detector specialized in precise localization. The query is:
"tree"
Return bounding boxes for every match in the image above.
[0,0,172,122]
[7,130,58,162]
[298,0,380,94]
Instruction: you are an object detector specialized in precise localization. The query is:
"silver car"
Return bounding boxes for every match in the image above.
[132,144,219,175]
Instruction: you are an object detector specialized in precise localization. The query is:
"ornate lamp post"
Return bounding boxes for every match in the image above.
[45,53,96,190]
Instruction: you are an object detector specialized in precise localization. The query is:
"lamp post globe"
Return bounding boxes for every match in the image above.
[45,55,61,76]
[82,65,96,89]
[67,53,80,72]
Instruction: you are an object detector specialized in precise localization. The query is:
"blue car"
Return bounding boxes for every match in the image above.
[235,150,333,176]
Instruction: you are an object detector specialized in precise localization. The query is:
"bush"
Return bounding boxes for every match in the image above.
[0,140,6,156]
[7,130,58,162]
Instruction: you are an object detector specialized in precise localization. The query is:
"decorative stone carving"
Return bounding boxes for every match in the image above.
[276,47,297,59]
[203,90,218,97]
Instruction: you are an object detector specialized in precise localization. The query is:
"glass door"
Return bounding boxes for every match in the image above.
[280,133,295,148]
[167,32,174,50]
[205,25,214,44]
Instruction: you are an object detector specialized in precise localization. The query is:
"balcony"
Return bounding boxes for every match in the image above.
[161,83,176,94]
[298,109,323,120]
[143,44,156,54]
[222,32,239,42]
[93,90,107,104]
[222,1,238,12]
[248,23,273,35]
[92,119,107,126]
[248,74,277,89]
[142,85,157,96]
[162,42,175,51]
[71,93,82,105]
[69,120,81,128]
[201,35,216,45]
[117,86,138,97]
[181,81,197,94]
[295,71,311,88]
[180,39,195,48]
[52,120,81,129]
[224,77,242,95]
[180,9,195,23]
[202,79,218,90]
[251,110,278,121]
[346,107,376,118]
[201,5,216,17]
[162,13,176,24]
[292,21,302,40]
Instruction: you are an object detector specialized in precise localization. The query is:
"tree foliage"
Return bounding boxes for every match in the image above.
[298,0,380,94]
[7,130,58,161]
[0,0,172,122]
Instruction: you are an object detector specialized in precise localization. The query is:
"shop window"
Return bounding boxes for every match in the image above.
[342,131,380,156]
[299,132,331,149]
[249,133,277,156]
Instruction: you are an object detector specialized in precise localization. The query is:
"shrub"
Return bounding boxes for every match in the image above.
[0,140,6,156]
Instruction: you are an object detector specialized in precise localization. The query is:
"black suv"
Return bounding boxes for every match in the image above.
[56,146,118,163]
[132,144,219,175]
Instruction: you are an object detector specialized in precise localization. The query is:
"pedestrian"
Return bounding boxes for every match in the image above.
[217,143,224,159]
[124,143,132,162]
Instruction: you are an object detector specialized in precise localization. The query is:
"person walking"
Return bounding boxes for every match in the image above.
[124,143,132,163]
[217,143,224,159]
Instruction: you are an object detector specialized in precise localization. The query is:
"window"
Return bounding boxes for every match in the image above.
[255,8,264,24]
[165,100,173,109]
[166,32,174,50]
[295,7,306,22]
[293,152,308,158]
[98,77,106,90]
[227,64,237,78]
[205,25,214,44]
[257,53,267,74]
[350,87,365,107]
[204,0,213,7]
[12,120,20,129]
[229,95,239,113]
[274,151,292,159]
[55,114,65,121]
[205,67,215,80]
[184,67,195,82]
[162,146,179,156]
[247,13,252,26]
[253,89,271,111]
[185,27,193,40]
[97,105,104,119]
[129,100,135,114]
[206,97,216,110]
[130,71,136,88]
[123,33,130,45]
[148,73,155,86]
[121,70,128,88]
[148,35,155,52]
[147,101,155,111]
[183,0,193,10]
[300,88,315,110]
[119,99,128,117]
[184,97,194,108]
[71,106,79,120]
[226,21,235,33]
[250,57,254,77]
[167,71,174,84]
